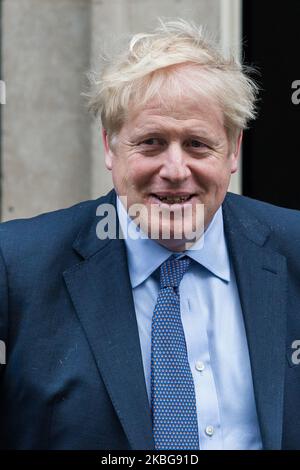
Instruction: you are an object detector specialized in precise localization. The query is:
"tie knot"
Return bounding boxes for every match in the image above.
[160,256,191,289]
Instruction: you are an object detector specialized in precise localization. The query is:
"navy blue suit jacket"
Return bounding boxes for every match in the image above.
[0,189,300,449]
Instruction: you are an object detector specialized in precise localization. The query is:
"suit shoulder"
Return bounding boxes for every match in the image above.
[0,195,110,261]
[225,192,300,229]
[0,199,93,236]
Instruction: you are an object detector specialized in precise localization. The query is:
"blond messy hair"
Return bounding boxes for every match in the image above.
[86,19,259,145]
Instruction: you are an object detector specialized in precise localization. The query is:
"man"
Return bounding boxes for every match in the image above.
[0,19,300,450]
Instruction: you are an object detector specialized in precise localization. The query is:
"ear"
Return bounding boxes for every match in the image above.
[230,130,243,174]
[102,128,114,171]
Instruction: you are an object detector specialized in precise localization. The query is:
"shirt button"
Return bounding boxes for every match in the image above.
[195,361,205,372]
[205,425,214,437]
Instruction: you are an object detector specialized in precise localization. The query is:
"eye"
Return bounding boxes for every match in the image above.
[186,139,207,148]
[140,137,164,146]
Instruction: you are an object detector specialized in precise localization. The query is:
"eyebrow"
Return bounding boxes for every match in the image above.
[130,125,220,143]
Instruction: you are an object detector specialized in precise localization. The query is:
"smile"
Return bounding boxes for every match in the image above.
[150,193,194,204]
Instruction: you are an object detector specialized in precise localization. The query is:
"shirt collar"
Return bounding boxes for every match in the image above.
[117,196,231,288]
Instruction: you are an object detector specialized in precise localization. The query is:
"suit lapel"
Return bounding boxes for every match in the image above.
[63,191,154,450]
[223,194,287,449]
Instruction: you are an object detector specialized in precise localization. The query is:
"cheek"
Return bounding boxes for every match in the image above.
[126,158,158,188]
[110,158,130,194]
[192,160,229,185]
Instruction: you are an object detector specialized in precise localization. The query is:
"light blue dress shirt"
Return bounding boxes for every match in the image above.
[117,197,263,450]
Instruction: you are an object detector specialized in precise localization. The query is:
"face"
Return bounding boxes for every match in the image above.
[103,88,242,251]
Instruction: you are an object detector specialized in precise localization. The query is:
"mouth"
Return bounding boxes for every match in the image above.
[149,193,195,205]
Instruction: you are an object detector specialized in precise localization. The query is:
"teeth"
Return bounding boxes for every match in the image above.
[155,195,191,203]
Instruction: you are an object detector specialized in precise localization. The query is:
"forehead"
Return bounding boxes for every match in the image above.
[124,95,225,138]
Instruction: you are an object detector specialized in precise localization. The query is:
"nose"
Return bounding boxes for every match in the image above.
[158,143,191,183]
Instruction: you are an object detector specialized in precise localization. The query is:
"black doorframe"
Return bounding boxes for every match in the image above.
[242,0,300,210]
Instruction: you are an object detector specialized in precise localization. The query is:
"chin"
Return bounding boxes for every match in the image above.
[151,220,201,249]
[155,236,199,252]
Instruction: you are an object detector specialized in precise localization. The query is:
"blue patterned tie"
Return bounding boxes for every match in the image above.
[151,255,199,450]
